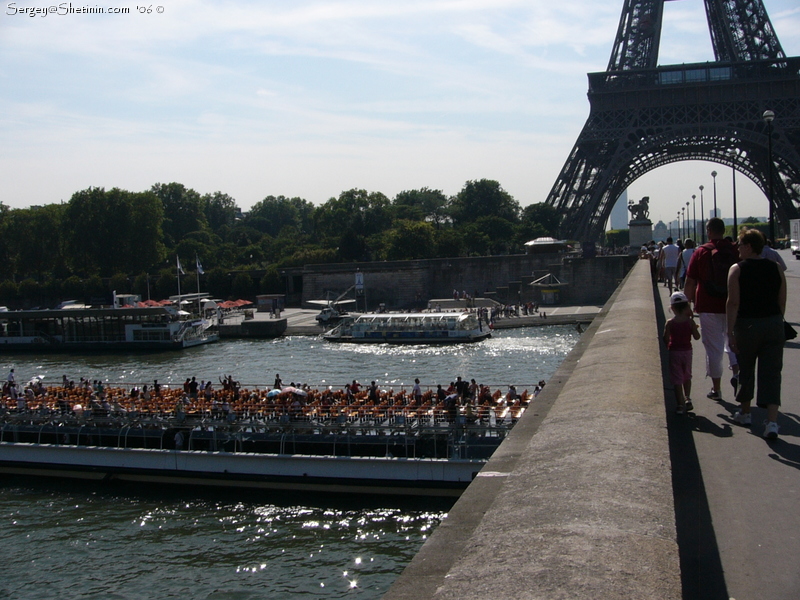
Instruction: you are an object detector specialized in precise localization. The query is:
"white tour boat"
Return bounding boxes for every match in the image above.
[323,311,491,344]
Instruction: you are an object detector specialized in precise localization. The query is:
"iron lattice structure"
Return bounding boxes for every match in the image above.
[547,0,800,242]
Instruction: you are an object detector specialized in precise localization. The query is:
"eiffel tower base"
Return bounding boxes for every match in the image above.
[629,221,653,253]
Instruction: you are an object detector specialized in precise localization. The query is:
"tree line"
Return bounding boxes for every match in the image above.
[0,179,560,308]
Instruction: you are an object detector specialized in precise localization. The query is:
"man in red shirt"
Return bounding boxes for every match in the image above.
[684,218,739,400]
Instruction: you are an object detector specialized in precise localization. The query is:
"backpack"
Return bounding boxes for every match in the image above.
[702,240,738,298]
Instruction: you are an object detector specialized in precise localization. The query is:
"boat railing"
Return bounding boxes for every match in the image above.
[0,408,515,460]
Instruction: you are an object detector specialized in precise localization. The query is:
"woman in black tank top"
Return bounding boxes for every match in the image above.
[726,229,787,439]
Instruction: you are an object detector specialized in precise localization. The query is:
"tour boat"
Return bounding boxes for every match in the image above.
[0,306,218,351]
[323,311,491,344]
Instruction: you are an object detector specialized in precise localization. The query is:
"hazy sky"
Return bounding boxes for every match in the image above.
[2,0,799,229]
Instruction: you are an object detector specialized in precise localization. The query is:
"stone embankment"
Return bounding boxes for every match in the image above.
[383,260,681,599]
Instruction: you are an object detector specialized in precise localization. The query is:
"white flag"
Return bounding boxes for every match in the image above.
[196,256,204,275]
[177,256,185,275]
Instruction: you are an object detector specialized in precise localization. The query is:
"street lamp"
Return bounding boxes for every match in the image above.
[711,170,718,217]
[699,185,705,243]
[677,211,682,240]
[682,207,686,240]
[692,194,697,241]
[685,201,690,241]
[763,109,775,246]
[728,150,739,236]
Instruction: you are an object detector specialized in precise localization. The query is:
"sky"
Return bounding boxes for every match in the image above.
[2,0,799,230]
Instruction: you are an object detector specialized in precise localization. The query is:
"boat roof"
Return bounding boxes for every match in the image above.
[0,307,177,319]
[354,311,472,320]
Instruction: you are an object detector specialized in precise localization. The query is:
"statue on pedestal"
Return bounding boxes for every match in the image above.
[628,196,650,223]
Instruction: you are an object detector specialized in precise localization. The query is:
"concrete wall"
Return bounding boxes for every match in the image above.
[301,254,634,309]
[382,260,680,600]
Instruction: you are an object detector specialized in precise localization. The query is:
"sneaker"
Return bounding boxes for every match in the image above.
[707,390,721,400]
[763,421,779,440]
[676,405,685,415]
[732,411,751,426]
[731,376,739,395]
[685,399,694,412]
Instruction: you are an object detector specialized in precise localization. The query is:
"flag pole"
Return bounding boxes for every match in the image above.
[176,256,183,310]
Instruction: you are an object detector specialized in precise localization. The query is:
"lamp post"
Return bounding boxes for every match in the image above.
[685,201,690,241]
[729,151,739,236]
[699,185,705,242]
[711,170,718,218]
[692,194,697,242]
[763,109,775,246]
[682,207,686,240]
[677,212,682,240]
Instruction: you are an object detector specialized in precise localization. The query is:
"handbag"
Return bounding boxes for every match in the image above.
[785,320,797,341]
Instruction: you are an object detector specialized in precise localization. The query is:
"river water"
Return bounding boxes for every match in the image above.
[0,326,579,599]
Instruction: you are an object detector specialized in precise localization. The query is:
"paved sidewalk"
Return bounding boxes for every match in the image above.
[657,248,800,599]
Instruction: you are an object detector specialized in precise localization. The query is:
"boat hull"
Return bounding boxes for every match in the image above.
[0,443,480,497]
[324,332,491,344]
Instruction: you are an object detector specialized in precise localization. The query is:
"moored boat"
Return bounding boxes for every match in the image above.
[0,306,218,351]
[323,311,491,344]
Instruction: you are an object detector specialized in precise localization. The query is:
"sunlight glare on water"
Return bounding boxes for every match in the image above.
[0,325,579,599]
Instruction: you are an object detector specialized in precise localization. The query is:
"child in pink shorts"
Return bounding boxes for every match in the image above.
[663,292,701,414]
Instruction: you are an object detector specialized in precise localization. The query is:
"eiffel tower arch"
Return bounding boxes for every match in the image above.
[546,0,800,243]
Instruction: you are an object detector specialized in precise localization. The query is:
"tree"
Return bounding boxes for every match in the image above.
[247,195,315,237]
[6,204,65,281]
[63,187,165,276]
[314,189,393,261]
[231,272,255,299]
[151,182,207,247]
[386,220,438,260]
[393,188,449,227]
[0,280,18,307]
[260,266,283,294]
[449,180,520,226]
[521,203,560,237]
[203,191,239,235]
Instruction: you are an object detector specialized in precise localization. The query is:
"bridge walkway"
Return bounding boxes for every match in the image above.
[656,248,800,600]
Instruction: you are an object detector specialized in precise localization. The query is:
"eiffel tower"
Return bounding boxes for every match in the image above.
[546,0,800,242]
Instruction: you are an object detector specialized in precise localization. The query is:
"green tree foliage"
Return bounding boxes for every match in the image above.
[449,179,521,226]
[151,182,207,247]
[0,204,13,280]
[63,187,166,276]
[393,188,449,227]
[17,279,41,308]
[206,268,232,299]
[0,280,18,307]
[231,272,255,298]
[109,273,132,295]
[386,220,438,260]
[314,189,392,260]
[5,204,65,281]
[521,203,560,237]
[62,276,84,300]
[247,195,315,237]
[260,266,283,294]
[203,191,239,235]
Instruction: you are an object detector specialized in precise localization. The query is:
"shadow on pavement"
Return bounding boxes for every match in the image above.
[653,282,729,600]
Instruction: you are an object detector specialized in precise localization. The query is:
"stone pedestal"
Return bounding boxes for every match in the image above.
[629,220,653,253]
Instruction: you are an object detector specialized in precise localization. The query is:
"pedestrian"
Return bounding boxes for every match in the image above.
[726,229,787,438]
[684,217,739,399]
[663,292,701,414]
[661,237,681,293]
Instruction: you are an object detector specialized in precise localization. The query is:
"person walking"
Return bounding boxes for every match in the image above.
[660,237,681,293]
[684,218,739,400]
[663,291,701,414]
[726,229,787,439]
